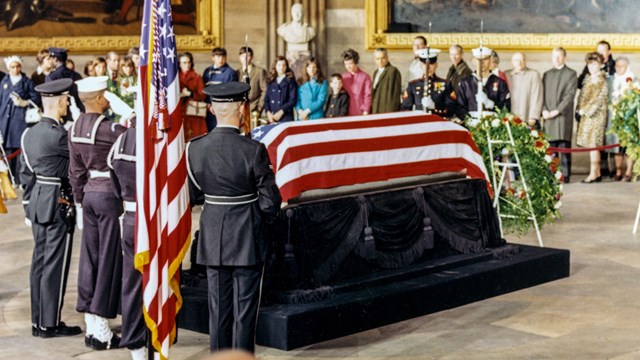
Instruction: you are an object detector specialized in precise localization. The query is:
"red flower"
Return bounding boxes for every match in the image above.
[535,140,544,148]
[627,77,633,83]
[514,118,523,124]
[550,164,557,173]
[505,188,515,196]
[519,191,526,199]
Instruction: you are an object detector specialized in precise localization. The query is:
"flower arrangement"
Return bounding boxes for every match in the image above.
[465,109,563,235]
[610,85,640,179]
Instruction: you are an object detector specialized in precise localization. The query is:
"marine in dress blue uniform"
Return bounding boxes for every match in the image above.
[401,48,455,118]
[202,47,239,131]
[19,78,82,338]
[187,82,282,353]
[68,76,126,350]
[455,47,511,120]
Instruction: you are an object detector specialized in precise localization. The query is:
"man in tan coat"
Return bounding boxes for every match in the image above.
[371,48,402,114]
[506,52,543,128]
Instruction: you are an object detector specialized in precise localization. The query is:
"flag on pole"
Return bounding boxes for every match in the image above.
[136,0,191,358]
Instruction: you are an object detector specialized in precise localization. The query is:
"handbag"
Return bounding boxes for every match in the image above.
[186,100,208,117]
[25,101,42,124]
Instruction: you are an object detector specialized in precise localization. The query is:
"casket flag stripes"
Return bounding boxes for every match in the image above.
[136,0,191,358]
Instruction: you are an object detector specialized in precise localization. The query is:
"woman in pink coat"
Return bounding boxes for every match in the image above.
[341,49,372,116]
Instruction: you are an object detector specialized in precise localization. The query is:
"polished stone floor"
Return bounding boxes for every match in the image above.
[1,176,640,359]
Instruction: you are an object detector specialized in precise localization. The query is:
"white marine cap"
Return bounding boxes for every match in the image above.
[415,48,441,63]
[75,76,109,93]
[3,55,22,69]
[471,47,493,59]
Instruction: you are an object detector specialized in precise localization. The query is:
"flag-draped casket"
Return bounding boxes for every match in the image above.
[251,112,504,292]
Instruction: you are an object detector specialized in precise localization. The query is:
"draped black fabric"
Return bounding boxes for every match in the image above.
[266,179,504,291]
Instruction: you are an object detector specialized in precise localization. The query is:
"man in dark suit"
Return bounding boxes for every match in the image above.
[186,82,282,353]
[20,78,82,339]
[46,47,84,123]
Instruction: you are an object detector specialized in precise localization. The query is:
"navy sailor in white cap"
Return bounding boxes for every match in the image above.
[68,75,126,350]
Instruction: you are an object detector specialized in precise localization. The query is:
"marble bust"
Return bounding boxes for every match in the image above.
[277,3,316,53]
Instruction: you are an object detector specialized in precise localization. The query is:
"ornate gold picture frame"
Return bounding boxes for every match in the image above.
[365,0,640,52]
[0,0,222,54]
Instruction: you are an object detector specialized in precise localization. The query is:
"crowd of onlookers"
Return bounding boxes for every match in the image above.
[0,38,636,183]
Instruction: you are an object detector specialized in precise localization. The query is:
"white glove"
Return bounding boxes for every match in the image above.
[69,96,81,121]
[104,91,134,120]
[475,92,495,109]
[180,88,192,98]
[421,96,436,110]
[0,132,3,146]
[76,205,83,230]
[25,218,32,228]
[10,93,29,107]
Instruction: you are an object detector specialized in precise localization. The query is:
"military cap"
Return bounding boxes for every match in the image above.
[49,47,68,60]
[471,47,492,59]
[76,76,108,93]
[35,78,74,97]
[416,48,441,64]
[203,81,250,102]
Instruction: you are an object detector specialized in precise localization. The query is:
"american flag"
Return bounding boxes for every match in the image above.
[253,111,491,202]
[136,0,191,358]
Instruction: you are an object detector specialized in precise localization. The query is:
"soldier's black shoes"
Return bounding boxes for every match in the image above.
[32,325,39,337]
[38,322,83,338]
[85,335,93,347]
[89,333,121,350]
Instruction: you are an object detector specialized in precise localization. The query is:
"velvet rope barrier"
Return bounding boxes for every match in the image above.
[4,149,21,161]
[548,143,620,153]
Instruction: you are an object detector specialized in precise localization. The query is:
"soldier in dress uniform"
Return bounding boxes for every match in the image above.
[107,115,146,360]
[19,78,82,338]
[401,48,455,118]
[455,47,510,120]
[186,81,282,353]
[456,47,511,120]
[46,48,84,124]
[68,76,126,350]
[202,47,239,131]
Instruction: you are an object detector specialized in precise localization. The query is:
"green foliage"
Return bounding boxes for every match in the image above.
[465,109,563,235]
[610,87,640,179]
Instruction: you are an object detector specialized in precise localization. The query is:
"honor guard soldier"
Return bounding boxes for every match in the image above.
[455,47,510,120]
[401,48,455,118]
[107,116,146,360]
[68,76,126,350]
[186,81,282,353]
[19,78,82,338]
[46,47,84,124]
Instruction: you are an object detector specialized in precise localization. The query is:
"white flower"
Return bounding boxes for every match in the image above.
[559,184,564,192]
[491,118,501,127]
[544,154,553,163]
[554,201,562,209]
[530,130,539,138]
[555,170,563,180]
[501,148,510,155]
[468,118,481,128]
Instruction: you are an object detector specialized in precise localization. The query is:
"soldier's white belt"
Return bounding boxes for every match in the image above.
[204,193,258,205]
[36,175,61,186]
[124,201,136,212]
[89,170,110,178]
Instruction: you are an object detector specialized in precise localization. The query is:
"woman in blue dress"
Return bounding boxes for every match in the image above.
[264,56,297,123]
[0,56,39,185]
[295,57,328,120]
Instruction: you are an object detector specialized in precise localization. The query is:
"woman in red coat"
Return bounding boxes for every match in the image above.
[179,52,207,139]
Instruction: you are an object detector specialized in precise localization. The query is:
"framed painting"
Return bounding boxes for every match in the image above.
[0,0,222,54]
[365,0,640,52]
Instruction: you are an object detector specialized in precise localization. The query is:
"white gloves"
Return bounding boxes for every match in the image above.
[76,205,83,230]
[69,96,81,121]
[104,91,134,120]
[10,93,29,107]
[180,88,192,98]
[475,92,495,110]
[25,218,32,227]
[421,96,436,110]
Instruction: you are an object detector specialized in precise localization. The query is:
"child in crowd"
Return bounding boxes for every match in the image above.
[118,56,137,108]
[324,73,349,118]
